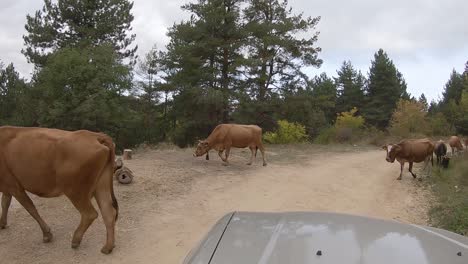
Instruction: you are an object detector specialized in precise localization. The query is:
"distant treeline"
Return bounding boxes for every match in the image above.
[1,0,467,150]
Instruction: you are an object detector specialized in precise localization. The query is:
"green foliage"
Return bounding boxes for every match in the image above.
[389,99,429,137]
[429,155,468,236]
[23,0,137,66]
[0,63,36,126]
[314,126,336,144]
[454,90,468,134]
[264,120,307,144]
[428,112,454,136]
[334,107,365,142]
[363,49,408,129]
[33,45,133,145]
[243,0,322,100]
[335,61,366,113]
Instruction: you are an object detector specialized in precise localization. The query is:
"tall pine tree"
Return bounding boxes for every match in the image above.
[243,0,322,100]
[335,60,366,113]
[163,0,245,146]
[363,49,408,129]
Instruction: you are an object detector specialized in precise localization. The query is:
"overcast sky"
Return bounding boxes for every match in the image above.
[1,0,467,102]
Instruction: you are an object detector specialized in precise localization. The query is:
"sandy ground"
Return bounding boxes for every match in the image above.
[0,145,432,264]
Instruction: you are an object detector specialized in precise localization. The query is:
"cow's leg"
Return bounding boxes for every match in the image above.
[218,150,226,162]
[397,162,404,180]
[247,147,255,165]
[94,190,117,254]
[13,191,52,242]
[0,193,12,229]
[205,151,210,160]
[259,145,267,166]
[67,196,98,249]
[222,147,231,166]
[408,162,417,178]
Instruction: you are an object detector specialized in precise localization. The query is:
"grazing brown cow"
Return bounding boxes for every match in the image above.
[448,136,463,155]
[194,124,267,166]
[382,139,434,180]
[0,126,118,254]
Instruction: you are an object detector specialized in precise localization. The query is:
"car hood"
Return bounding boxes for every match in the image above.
[190,211,468,264]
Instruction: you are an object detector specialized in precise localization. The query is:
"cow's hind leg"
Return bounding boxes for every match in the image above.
[259,145,267,166]
[95,189,117,254]
[408,162,417,178]
[0,193,12,229]
[13,190,52,242]
[67,195,98,249]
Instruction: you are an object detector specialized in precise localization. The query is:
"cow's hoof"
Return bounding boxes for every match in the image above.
[412,174,417,179]
[101,245,114,254]
[246,163,252,165]
[71,240,81,249]
[263,163,267,167]
[418,178,423,182]
[0,224,6,229]
[43,232,53,243]
[222,163,229,166]
[397,177,402,180]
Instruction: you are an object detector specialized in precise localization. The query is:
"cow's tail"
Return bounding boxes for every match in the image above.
[98,135,119,221]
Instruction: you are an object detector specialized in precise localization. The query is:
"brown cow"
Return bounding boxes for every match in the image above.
[382,138,434,180]
[448,136,463,155]
[0,126,118,254]
[194,124,267,166]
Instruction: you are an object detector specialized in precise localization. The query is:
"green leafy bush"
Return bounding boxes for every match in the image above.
[264,120,307,144]
[314,126,336,144]
[428,112,454,136]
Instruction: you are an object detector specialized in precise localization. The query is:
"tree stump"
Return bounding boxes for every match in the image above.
[114,166,134,184]
[123,149,132,160]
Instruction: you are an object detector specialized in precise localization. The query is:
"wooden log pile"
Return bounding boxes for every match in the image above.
[114,157,134,184]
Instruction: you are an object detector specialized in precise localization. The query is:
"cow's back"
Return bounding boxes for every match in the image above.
[449,136,463,150]
[208,124,262,148]
[398,139,434,162]
[0,126,110,197]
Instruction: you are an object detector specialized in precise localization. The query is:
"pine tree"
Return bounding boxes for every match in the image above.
[418,93,428,112]
[23,0,137,67]
[363,49,408,129]
[335,60,366,113]
[163,0,245,146]
[441,69,464,105]
[243,0,322,100]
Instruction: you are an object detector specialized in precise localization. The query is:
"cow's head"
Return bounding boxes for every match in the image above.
[193,140,210,157]
[382,144,401,163]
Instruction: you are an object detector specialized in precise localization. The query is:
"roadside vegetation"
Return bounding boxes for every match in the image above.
[428,154,468,235]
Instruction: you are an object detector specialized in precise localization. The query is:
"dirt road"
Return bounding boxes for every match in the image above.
[0,145,431,263]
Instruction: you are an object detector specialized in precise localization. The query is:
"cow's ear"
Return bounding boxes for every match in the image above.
[203,141,209,146]
[381,145,387,150]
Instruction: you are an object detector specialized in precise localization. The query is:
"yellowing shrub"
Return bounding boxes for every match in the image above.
[264,120,307,144]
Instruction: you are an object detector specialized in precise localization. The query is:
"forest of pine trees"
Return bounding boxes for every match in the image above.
[1,0,467,149]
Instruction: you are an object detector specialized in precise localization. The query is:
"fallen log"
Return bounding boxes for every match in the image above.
[114,166,134,184]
